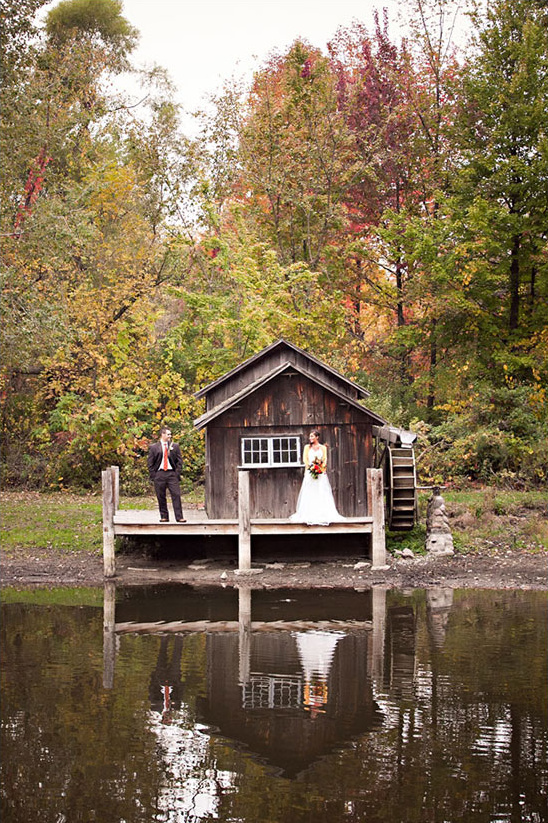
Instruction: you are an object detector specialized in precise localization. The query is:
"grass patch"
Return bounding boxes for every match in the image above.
[1,586,103,606]
[387,524,428,556]
[0,487,204,555]
[443,488,547,516]
[1,492,104,555]
[439,488,548,555]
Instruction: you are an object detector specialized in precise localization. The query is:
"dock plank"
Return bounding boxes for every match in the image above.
[114,619,374,634]
[113,509,374,537]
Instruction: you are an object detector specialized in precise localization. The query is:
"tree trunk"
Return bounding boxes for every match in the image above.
[509,233,521,331]
[427,320,437,410]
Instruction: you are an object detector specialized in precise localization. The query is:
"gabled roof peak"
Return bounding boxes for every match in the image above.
[194,338,370,400]
[194,359,385,430]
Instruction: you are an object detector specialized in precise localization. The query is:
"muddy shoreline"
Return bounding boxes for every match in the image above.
[1,547,546,590]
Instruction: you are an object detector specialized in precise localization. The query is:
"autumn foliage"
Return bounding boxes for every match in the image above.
[1,0,547,492]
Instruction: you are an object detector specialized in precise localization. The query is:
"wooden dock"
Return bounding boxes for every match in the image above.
[102,583,389,690]
[102,466,387,578]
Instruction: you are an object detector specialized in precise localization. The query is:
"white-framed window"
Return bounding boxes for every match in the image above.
[241,436,301,468]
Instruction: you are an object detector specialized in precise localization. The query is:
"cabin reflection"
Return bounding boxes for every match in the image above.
[104,584,426,778]
[203,629,383,777]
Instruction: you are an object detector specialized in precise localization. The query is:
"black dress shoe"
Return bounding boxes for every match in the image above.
[159,518,169,522]
[176,518,187,523]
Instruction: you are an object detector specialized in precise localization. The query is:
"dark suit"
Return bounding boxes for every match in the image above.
[147,440,184,521]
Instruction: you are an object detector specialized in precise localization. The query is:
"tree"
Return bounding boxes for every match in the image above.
[233,40,350,272]
[0,1,198,488]
[453,0,548,355]
[329,5,462,410]
[45,0,138,66]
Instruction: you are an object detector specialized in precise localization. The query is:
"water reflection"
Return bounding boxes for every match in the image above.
[107,585,387,778]
[2,585,547,823]
[426,587,454,648]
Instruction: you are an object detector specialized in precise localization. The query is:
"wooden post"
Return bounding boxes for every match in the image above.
[103,580,116,689]
[102,467,116,578]
[111,465,120,512]
[371,586,386,686]
[238,469,251,571]
[367,467,386,569]
[238,586,252,685]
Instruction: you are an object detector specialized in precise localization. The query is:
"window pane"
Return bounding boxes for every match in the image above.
[241,442,248,464]
[242,436,299,466]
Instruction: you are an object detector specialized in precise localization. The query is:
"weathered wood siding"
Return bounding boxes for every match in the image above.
[205,372,376,519]
[205,346,362,411]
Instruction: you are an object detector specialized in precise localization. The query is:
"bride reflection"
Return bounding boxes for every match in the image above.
[294,630,345,718]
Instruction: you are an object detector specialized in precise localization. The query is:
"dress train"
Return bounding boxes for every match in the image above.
[289,471,345,525]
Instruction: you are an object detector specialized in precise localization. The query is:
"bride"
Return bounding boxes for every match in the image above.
[290,430,345,525]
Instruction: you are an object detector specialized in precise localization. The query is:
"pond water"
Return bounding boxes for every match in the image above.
[1,585,547,823]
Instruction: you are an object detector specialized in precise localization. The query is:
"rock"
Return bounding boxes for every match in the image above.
[234,568,264,576]
[401,548,415,559]
[425,489,454,556]
[353,561,370,570]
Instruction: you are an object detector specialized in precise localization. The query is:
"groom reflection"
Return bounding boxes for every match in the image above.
[149,636,184,725]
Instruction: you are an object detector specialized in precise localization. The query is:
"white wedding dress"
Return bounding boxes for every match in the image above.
[290,446,345,525]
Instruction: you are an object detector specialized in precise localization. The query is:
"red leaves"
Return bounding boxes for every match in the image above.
[13,146,51,233]
[301,58,313,79]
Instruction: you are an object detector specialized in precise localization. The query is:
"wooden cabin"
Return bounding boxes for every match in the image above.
[101,339,415,577]
[194,339,387,520]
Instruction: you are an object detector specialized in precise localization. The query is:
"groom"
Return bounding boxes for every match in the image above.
[147,426,186,523]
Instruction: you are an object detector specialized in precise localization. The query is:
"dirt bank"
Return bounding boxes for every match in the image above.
[1,546,546,590]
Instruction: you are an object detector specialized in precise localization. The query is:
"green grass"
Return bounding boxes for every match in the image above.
[1,492,104,555]
[430,488,548,555]
[1,586,103,606]
[0,488,203,556]
[442,488,547,516]
[387,524,428,556]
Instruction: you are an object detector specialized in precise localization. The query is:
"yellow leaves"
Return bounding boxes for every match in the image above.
[528,385,546,419]
[87,162,140,223]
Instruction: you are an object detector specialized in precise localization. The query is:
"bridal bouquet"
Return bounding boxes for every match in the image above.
[308,457,325,479]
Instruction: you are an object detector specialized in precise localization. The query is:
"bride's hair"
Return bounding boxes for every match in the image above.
[309,429,321,441]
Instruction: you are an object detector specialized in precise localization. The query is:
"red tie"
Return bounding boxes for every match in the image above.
[162,444,168,470]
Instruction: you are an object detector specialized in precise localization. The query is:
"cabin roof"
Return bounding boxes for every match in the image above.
[193,360,386,430]
[194,338,371,400]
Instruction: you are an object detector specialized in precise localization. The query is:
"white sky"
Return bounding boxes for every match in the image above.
[121,0,406,115]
